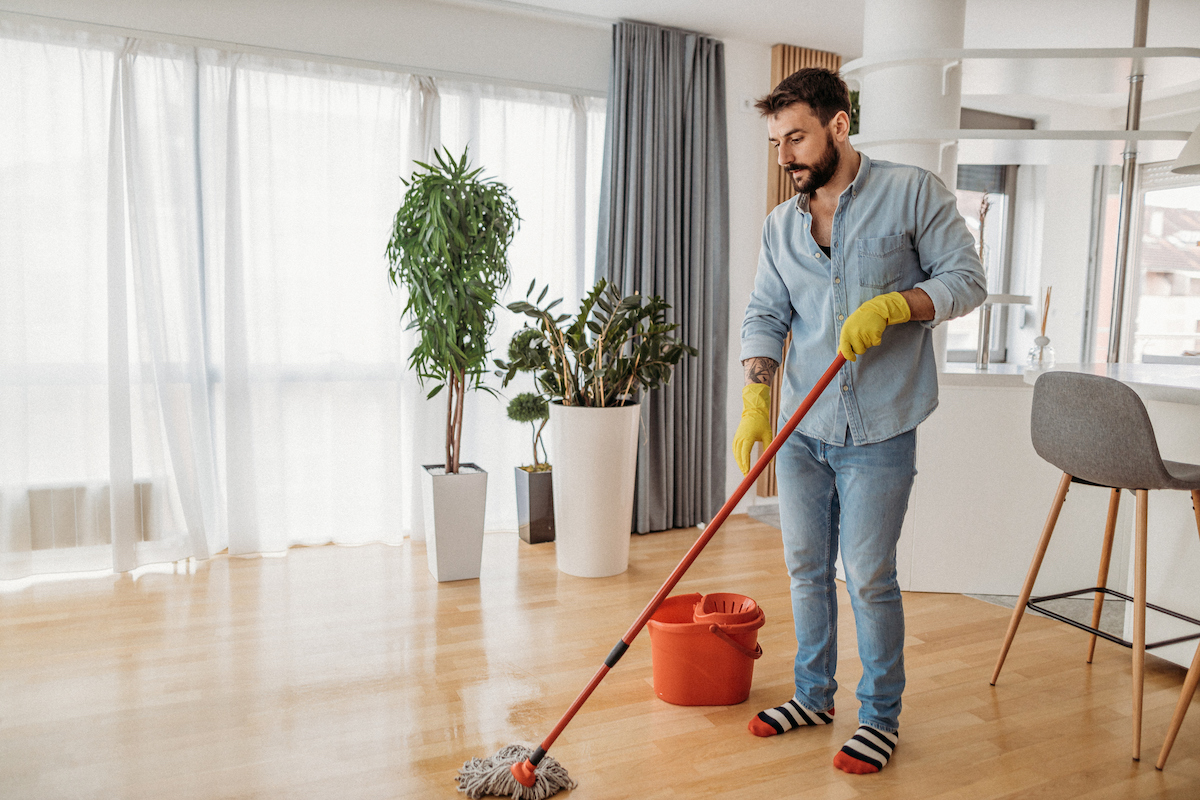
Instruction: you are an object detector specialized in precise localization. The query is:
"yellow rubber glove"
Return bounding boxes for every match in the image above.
[838,292,912,362]
[732,383,773,475]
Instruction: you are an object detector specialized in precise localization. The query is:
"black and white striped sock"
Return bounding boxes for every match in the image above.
[747,696,834,737]
[833,726,898,773]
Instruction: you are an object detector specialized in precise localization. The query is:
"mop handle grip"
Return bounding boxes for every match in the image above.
[533,353,846,759]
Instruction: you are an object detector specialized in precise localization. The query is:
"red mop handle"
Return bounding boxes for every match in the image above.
[513,354,847,783]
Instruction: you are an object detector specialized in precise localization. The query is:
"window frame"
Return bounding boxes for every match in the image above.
[1121,160,1200,363]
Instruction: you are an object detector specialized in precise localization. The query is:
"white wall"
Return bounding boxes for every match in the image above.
[0,0,611,94]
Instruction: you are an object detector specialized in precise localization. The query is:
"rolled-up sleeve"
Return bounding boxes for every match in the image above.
[740,224,792,364]
[911,171,988,328]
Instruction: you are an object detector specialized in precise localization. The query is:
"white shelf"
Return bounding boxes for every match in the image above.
[982,293,1032,305]
[851,129,1191,166]
[844,46,1200,110]
[843,46,1200,76]
[852,129,1191,146]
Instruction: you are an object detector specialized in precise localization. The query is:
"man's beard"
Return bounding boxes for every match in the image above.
[787,133,840,195]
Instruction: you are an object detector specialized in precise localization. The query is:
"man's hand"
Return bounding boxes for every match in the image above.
[733,383,773,475]
[838,292,912,362]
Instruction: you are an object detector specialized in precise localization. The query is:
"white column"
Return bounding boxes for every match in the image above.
[858,0,965,189]
[859,0,966,367]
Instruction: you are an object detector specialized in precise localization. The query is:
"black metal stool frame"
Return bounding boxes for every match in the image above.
[1027,586,1200,650]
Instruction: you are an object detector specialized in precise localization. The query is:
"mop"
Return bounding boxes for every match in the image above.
[457,354,847,799]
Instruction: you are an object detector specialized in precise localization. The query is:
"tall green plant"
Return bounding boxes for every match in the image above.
[495,278,696,408]
[386,147,520,473]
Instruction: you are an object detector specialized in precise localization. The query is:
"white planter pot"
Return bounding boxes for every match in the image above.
[549,402,640,578]
[421,463,488,582]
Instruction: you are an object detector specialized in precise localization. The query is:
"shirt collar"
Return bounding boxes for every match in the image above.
[849,151,871,196]
[793,150,871,213]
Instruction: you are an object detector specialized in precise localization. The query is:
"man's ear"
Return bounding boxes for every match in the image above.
[830,110,851,142]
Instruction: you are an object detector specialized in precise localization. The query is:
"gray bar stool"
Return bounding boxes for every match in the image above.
[990,370,1200,764]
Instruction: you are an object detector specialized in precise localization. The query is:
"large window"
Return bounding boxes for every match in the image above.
[1128,164,1200,362]
[946,164,1018,361]
[1085,161,1200,364]
[0,18,605,577]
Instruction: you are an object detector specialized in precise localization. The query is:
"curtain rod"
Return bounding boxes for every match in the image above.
[0,9,609,99]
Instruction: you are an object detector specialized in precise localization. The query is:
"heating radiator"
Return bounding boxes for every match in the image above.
[26,481,153,550]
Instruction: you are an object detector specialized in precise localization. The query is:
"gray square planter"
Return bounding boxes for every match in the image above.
[514,467,554,544]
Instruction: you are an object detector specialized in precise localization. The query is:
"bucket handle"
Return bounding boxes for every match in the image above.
[708,624,762,660]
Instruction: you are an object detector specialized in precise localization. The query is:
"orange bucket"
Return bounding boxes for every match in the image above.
[646,592,765,706]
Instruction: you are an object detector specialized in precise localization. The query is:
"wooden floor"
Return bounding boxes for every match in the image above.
[3,515,1200,799]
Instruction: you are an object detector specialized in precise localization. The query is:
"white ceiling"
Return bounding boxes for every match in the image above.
[452,0,1200,59]
[447,0,1200,122]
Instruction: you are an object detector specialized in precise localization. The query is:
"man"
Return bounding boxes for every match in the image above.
[735,68,986,774]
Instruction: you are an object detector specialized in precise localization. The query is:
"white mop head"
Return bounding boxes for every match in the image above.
[456,744,576,800]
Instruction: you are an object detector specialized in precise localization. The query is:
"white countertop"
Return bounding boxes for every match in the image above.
[939,362,1029,387]
[1023,362,1200,405]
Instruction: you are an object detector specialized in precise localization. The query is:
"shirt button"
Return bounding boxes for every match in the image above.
[838,314,845,320]
[834,277,841,284]
[842,385,848,392]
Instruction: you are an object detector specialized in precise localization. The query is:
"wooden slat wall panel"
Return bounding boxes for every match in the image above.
[757,44,842,498]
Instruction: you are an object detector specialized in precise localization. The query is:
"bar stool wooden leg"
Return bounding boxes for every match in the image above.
[1157,489,1200,769]
[1087,488,1122,663]
[1157,635,1200,769]
[992,472,1072,686]
[1132,489,1149,761]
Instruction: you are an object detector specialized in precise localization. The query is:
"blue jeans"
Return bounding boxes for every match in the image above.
[775,428,916,734]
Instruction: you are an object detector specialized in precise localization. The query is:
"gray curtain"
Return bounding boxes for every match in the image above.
[596,20,729,533]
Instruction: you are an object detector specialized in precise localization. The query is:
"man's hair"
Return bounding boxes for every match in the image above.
[754,67,851,125]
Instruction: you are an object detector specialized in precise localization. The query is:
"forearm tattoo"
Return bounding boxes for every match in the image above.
[742,357,779,386]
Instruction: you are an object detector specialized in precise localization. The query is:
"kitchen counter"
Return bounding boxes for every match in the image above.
[939,362,1029,387]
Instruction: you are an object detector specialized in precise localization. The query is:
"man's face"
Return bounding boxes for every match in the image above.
[767,103,841,195]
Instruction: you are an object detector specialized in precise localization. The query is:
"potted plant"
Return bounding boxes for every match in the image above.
[495,278,695,577]
[506,387,554,544]
[386,147,519,582]
[504,327,554,544]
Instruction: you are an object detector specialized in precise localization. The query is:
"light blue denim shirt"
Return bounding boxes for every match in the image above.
[740,154,987,446]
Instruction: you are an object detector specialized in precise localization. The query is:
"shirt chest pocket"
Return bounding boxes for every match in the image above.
[856,233,911,289]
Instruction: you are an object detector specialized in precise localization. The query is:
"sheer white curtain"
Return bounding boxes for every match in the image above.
[110,39,222,572]
[0,16,604,578]
[0,22,116,577]
[210,55,437,552]
[439,82,606,530]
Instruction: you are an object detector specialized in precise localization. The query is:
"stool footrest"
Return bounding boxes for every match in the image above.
[1027,587,1200,650]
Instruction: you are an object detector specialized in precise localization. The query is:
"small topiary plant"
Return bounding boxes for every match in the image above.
[507,391,550,472]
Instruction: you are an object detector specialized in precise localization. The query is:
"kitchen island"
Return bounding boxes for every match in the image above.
[893,362,1200,668]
